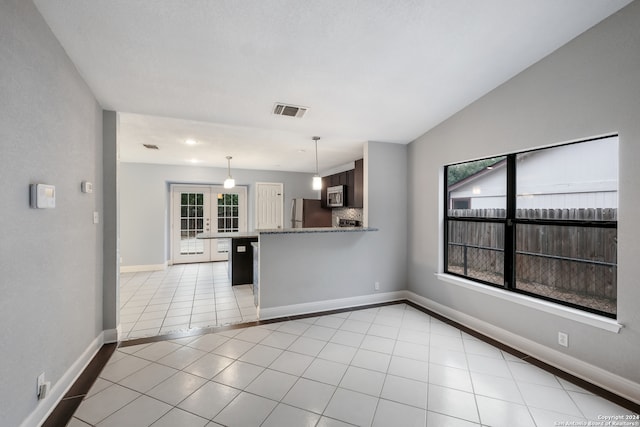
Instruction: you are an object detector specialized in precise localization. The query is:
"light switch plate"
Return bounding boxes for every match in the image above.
[81,181,93,193]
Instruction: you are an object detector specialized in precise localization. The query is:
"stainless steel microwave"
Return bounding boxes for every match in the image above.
[327,185,345,207]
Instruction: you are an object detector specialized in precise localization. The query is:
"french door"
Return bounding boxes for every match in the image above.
[171,185,247,264]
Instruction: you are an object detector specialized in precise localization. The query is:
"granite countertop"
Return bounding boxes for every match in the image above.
[259,227,378,234]
[198,227,378,239]
[196,231,259,239]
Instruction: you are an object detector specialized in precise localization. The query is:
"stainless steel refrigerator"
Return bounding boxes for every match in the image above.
[291,198,332,228]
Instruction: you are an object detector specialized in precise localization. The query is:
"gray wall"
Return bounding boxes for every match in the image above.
[260,141,408,309]
[120,162,322,267]
[407,2,640,385]
[0,1,103,425]
[103,112,119,331]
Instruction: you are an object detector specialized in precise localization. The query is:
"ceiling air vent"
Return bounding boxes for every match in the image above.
[143,144,159,150]
[273,103,308,118]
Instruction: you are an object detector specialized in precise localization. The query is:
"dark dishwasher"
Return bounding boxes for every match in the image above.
[229,237,259,285]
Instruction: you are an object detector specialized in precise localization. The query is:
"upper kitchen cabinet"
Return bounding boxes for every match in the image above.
[329,171,348,186]
[351,159,364,208]
[321,159,363,208]
[321,176,328,207]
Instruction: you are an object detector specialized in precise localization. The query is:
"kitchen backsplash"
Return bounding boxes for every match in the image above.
[332,207,363,226]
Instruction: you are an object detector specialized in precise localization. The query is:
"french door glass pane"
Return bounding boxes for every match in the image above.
[179,192,205,255]
[214,192,241,253]
[217,193,240,233]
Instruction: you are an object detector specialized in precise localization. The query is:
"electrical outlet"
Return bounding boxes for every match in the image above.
[558,332,569,347]
[37,373,50,400]
[37,373,44,394]
[374,281,380,291]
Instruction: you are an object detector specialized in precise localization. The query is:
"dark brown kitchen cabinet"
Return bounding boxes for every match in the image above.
[320,158,363,208]
[321,176,329,207]
[339,172,349,186]
[352,159,364,208]
[329,172,348,186]
[346,170,355,207]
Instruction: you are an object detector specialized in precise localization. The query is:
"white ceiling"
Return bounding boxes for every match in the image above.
[34,0,631,173]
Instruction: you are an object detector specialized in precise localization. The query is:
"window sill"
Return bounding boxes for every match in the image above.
[435,273,622,333]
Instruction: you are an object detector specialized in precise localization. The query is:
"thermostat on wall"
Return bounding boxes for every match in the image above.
[30,184,56,209]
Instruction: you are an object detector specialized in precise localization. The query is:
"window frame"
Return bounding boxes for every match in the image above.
[443,135,618,319]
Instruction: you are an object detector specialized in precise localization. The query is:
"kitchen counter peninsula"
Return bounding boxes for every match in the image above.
[196,227,380,313]
[196,231,259,239]
[196,232,258,286]
[255,226,385,319]
[196,227,377,239]
[259,227,378,234]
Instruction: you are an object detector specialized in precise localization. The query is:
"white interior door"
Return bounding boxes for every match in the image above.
[172,185,247,264]
[256,182,284,229]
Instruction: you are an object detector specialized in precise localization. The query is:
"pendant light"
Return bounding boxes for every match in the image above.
[224,156,235,189]
[312,136,322,190]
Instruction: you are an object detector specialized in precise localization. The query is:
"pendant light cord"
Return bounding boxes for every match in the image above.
[313,136,320,175]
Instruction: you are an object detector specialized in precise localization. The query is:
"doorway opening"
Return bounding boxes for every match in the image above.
[118,184,256,340]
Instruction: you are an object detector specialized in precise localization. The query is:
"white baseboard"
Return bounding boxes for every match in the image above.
[120,263,166,273]
[103,327,119,344]
[404,291,640,406]
[21,332,105,427]
[258,291,406,320]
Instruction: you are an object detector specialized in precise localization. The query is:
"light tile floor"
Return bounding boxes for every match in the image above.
[120,262,258,340]
[69,303,637,426]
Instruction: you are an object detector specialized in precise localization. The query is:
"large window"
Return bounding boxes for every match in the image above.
[444,136,618,317]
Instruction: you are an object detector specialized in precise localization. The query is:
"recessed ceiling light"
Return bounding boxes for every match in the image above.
[189,158,199,163]
[185,139,197,145]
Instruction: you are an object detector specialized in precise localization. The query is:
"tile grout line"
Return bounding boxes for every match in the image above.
[461,328,485,426]
[502,342,550,426]
[153,270,183,338]
[126,271,168,339]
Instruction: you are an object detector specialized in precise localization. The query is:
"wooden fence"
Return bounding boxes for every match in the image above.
[448,208,617,221]
[447,208,617,303]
